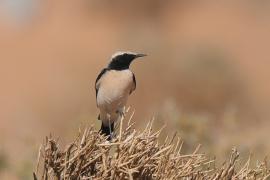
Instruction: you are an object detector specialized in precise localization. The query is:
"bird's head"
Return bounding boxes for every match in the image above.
[108,51,147,70]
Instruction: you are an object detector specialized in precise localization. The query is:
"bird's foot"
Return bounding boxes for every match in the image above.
[116,107,126,118]
[116,110,126,118]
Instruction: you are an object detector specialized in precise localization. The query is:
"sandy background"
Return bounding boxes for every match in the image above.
[0,1,270,179]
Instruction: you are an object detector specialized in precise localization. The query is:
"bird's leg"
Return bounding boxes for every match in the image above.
[107,114,113,141]
[116,106,126,118]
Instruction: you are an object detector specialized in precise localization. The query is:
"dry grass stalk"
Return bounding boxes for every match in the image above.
[34,116,270,180]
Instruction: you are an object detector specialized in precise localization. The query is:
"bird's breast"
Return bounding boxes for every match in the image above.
[97,70,134,106]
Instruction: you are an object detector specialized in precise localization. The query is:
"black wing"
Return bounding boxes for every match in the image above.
[95,68,108,98]
[130,72,136,94]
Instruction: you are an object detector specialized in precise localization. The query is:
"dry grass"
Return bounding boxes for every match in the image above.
[34,115,270,180]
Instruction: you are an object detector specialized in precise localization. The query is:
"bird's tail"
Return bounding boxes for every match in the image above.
[100,122,114,140]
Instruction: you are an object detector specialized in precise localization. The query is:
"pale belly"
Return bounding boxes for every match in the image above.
[97,87,129,112]
[96,70,134,118]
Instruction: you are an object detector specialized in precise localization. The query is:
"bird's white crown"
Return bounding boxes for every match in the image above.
[110,51,138,60]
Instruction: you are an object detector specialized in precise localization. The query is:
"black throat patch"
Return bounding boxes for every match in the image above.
[108,53,136,70]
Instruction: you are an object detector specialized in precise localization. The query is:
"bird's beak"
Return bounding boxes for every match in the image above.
[135,54,147,58]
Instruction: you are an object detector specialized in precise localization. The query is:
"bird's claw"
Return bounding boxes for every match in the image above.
[116,110,126,118]
[120,111,125,118]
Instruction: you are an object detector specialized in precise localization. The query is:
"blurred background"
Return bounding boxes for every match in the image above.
[1,0,270,179]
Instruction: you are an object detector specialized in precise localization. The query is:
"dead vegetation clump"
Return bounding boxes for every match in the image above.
[34,116,270,180]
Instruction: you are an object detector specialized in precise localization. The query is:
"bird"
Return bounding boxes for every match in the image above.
[95,51,147,140]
